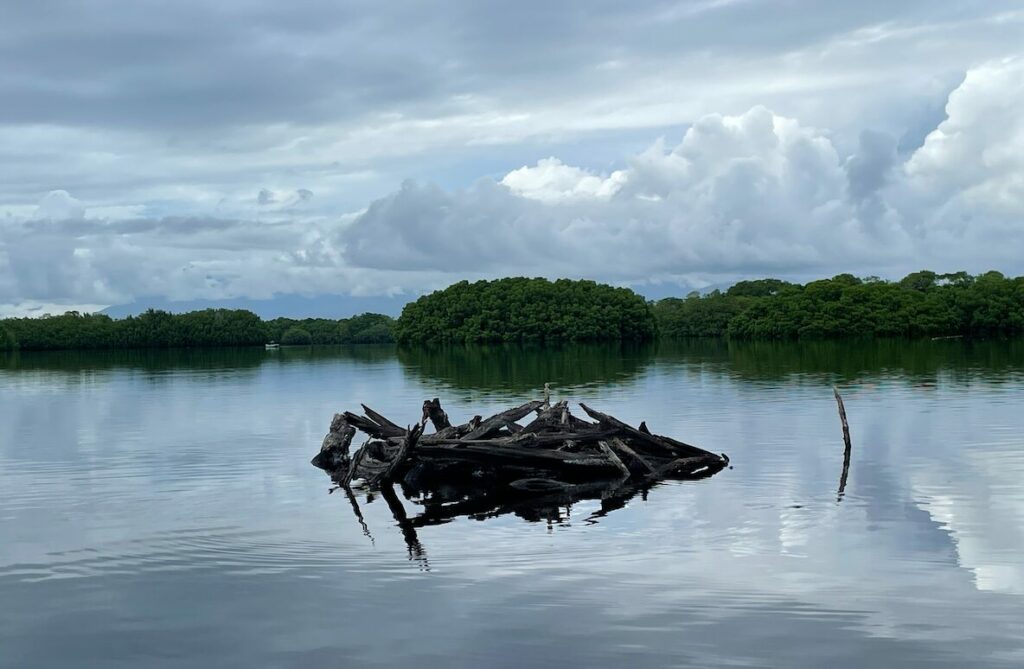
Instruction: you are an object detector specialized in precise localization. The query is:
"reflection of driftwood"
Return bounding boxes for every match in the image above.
[340,485,374,543]
[834,387,852,499]
[314,397,729,523]
[337,460,725,542]
[380,485,428,569]
[323,398,730,561]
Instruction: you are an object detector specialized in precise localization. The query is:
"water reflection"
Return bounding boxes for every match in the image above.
[334,467,727,569]
[0,343,398,372]
[656,337,1024,385]
[5,338,1019,387]
[397,342,656,392]
[2,339,1023,667]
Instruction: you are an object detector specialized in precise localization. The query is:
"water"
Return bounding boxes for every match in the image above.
[1,340,1023,668]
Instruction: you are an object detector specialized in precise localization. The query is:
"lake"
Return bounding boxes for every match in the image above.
[2,339,1023,668]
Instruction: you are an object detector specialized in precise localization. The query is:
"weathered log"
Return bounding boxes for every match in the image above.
[342,442,368,487]
[598,440,631,478]
[520,401,569,434]
[648,455,720,479]
[411,441,622,477]
[422,425,459,441]
[311,417,356,470]
[371,423,423,486]
[421,398,452,431]
[342,411,406,439]
[319,397,729,506]
[579,403,674,454]
[578,403,705,458]
[361,404,405,433]
[328,413,349,434]
[401,428,619,450]
[463,400,546,440]
[608,437,655,474]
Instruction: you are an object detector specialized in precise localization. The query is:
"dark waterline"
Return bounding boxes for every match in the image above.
[2,340,1023,667]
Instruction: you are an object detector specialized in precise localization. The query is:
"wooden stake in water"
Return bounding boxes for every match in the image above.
[834,387,852,499]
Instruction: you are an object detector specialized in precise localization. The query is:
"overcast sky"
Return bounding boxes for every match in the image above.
[1,1,1022,314]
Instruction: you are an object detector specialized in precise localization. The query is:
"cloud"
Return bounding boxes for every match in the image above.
[1,1,1021,223]
[257,188,315,210]
[339,59,1024,284]
[903,58,1024,215]
[35,190,85,221]
[1,55,1023,310]
[342,106,896,277]
[501,158,626,202]
[257,189,276,206]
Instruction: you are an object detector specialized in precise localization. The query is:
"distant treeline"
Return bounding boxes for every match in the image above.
[396,278,657,344]
[653,271,1024,339]
[3,271,1022,351]
[0,309,395,351]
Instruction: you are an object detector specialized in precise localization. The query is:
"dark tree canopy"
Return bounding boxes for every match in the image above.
[3,271,1021,350]
[279,327,313,346]
[395,278,657,344]
[653,271,1024,339]
[264,313,395,345]
[1,309,395,351]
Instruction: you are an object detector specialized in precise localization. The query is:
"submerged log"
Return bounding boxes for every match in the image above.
[314,397,729,507]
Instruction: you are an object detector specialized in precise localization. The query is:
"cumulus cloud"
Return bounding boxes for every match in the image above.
[340,59,1024,283]
[501,158,626,202]
[903,58,1024,217]
[342,106,900,277]
[2,58,1023,311]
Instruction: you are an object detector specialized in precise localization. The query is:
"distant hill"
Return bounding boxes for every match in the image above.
[101,294,409,319]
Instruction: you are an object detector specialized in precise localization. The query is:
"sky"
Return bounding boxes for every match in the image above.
[1,0,1023,316]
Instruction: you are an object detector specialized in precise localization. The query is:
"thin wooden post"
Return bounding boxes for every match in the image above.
[834,387,852,499]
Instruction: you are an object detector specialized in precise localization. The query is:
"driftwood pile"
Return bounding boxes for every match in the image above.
[312,397,730,501]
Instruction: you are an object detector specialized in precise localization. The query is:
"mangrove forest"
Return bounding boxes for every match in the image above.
[653,270,1024,339]
[3,271,1022,351]
[0,309,396,351]
[394,278,658,344]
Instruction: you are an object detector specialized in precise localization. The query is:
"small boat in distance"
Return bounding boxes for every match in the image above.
[265,342,280,350]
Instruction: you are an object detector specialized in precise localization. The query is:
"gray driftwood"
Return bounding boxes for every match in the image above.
[313,397,729,493]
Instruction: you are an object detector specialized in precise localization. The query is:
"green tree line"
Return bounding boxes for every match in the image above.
[265,313,396,345]
[395,278,658,344]
[0,309,395,351]
[653,271,1024,339]
[4,271,1021,351]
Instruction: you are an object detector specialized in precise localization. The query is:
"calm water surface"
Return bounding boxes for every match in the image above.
[2,340,1023,668]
